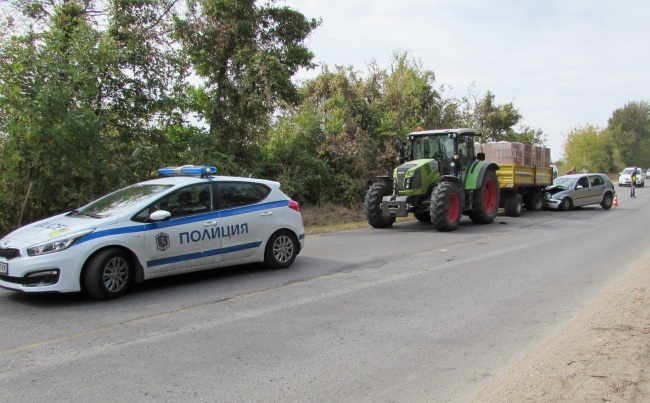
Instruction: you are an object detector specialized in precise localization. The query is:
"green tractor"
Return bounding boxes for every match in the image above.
[364,128,500,232]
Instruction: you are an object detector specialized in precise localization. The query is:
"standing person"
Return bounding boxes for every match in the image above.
[630,167,637,198]
[581,166,589,173]
[565,166,577,175]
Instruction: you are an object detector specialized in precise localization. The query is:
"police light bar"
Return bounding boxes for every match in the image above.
[158,165,217,177]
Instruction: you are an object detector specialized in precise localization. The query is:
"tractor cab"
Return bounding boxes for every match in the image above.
[397,128,480,183]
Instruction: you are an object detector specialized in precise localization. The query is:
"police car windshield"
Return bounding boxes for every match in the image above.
[72,184,173,218]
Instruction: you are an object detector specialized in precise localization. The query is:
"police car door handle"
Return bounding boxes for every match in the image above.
[261,212,273,217]
[203,221,218,226]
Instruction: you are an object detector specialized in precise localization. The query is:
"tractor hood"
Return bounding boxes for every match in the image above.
[393,159,440,194]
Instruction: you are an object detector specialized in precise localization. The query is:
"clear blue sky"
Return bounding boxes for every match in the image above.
[283,0,650,161]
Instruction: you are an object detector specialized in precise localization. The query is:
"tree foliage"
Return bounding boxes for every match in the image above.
[606,101,650,168]
[0,2,563,236]
[563,125,616,174]
[172,0,321,171]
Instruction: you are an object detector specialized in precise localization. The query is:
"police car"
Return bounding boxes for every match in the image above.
[0,166,305,300]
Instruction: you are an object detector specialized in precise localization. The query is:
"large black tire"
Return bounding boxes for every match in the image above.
[83,248,133,300]
[364,182,395,228]
[469,169,499,224]
[430,182,463,232]
[264,230,298,269]
[504,193,523,217]
[601,193,614,210]
[525,192,544,211]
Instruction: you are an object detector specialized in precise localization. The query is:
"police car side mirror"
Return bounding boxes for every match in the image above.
[150,210,171,221]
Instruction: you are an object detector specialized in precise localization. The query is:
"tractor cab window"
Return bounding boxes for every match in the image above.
[410,135,455,161]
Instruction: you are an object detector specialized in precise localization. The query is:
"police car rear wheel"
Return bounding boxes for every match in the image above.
[265,230,298,270]
[83,248,132,300]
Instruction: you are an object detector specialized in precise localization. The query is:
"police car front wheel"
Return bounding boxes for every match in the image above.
[83,248,133,300]
[265,230,298,270]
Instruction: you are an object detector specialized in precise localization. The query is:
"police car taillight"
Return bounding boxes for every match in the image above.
[158,165,217,177]
[289,200,300,212]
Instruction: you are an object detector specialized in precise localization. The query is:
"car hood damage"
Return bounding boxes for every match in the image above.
[544,185,569,196]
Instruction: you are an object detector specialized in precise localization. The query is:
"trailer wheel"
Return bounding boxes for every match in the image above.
[430,182,462,232]
[469,169,499,224]
[364,182,395,228]
[504,193,523,217]
[525,192,544,211]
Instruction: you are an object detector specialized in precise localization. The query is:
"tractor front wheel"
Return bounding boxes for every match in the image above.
[364,181,396,228]
[430,182,463,232]
[469,169,499,224]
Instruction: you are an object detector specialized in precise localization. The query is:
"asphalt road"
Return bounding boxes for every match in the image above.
[1,187,648,402]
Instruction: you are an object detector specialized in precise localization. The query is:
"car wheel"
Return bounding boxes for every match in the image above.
[265,230,298,269]
[559,197,572,211]
[83,248,132,300]
[601,193,614,210]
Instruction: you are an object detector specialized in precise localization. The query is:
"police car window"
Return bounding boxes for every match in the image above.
[133,184,212,221]
[251,183,271,199]
[218,183,261,209]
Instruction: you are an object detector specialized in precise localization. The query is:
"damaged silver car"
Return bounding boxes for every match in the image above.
[544,173,615,211]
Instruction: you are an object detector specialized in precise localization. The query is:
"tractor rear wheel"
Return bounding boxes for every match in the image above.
[364,181,395,228]
[469,169,499,224]
[430,182,463,232]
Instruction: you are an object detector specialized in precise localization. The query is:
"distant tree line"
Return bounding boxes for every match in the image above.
[0,0,644,235]
[562,101,650,174]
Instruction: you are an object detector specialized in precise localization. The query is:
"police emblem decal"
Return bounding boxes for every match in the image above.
[156,232,170,251]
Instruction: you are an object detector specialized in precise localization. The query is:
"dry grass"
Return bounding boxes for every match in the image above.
[301,203,368,234]
[301,203,415,234]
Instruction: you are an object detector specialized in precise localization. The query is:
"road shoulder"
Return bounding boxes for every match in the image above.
[472,257,650,402]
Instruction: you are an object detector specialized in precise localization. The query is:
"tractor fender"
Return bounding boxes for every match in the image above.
[440,175,463,187]
[466,161,499,190]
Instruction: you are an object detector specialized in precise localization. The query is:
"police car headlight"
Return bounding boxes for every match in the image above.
[27,230,95,256]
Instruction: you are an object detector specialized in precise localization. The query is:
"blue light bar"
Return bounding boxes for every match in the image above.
[158,165,217,177]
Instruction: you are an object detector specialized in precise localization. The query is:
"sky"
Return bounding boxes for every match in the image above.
[281,0,650,161]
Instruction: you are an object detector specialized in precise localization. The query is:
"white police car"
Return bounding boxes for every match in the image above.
[0,166,305,300]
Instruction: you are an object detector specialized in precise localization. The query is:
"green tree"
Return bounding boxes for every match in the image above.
[563,125,616,174]
[173,0,321,172]
[462,90,545,145]
[607,101,650,166]
[0,0,188,233]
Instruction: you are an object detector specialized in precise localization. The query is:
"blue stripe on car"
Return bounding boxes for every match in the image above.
[147,241,262,267]
[76,200,290,245]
